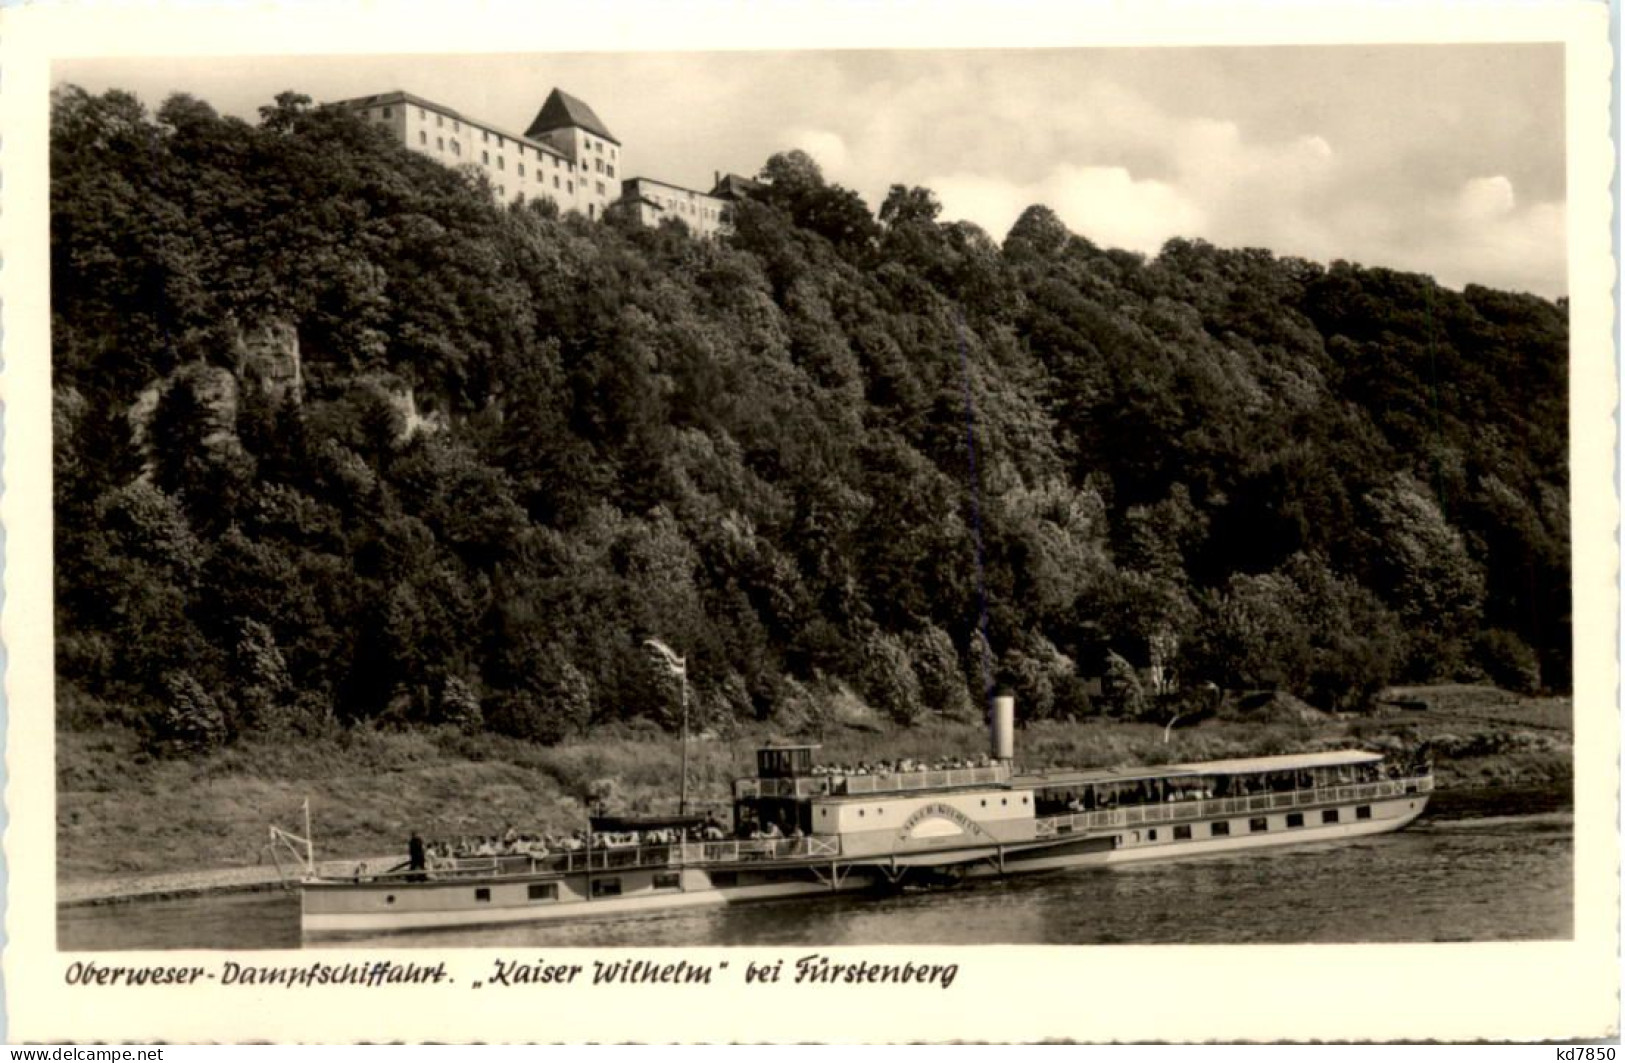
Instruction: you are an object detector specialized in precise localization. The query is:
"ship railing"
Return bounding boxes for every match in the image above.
[737,766,1011,799]
[831,765,1009,795]
[357,835,847,882]
[1033,774,1434,837]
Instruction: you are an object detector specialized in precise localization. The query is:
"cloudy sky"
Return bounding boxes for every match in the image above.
[57,45,1567,298]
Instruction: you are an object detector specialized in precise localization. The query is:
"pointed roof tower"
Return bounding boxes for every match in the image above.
[524,88,619,145]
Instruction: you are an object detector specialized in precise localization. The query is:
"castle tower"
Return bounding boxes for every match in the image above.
[525,88,622,220]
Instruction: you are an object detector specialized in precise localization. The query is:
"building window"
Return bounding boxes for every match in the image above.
[567,180,573,193]
[498,156,505,171]
[591,878,622,898]
[1356,805,1372,820]
[518,163,525,177]
[611,147,616,159]
[474,888,491,903]
[382,107,392,118]
[418,107,426,119]
[554,175,560,189]
[451,140,460,156]
[1249,817,1269,833]
[711,871,738,888]
[607,164,615,178]
[1173,825,1192,840]
[1210,821,1230,837]
[1148,829,1158,841]
[436,114,443,127]
[1322,809,1340,824]
[437,137,444,150]
[453,120,460,132]
[653,872,680,891]
[419,131,427,145]
[517,145,525,158]
[1286,812,1305,828]
[595,159,603,174]
[482,150,489,164]
[496,135,504,148]
[527,883,557,902]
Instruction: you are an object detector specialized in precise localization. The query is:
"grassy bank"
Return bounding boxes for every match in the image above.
[57,684,1571,883]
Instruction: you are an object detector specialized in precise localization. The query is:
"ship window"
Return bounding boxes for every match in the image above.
[591,878,622,898]
[1210,821,1230,837]
[385,894,396,905]
[1322,809,1340,824]
[1286,813,1305,828]
[1356,805,1372,820]
[859,809,865,818]
[653,873,680,891]
[474,888,491,903]
[1021,796,1029,804]
[1147,829,1158,841]
[711,871,739,888]
[1173,825,1192,840]
[1001,798,1008,806]
[528,883,557,902]
[980,800,987,807]
[1249,817,1269,833]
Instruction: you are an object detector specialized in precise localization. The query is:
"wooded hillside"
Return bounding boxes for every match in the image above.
[52,87,1570,751]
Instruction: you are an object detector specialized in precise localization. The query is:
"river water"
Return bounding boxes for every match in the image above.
[58,788,1573,950]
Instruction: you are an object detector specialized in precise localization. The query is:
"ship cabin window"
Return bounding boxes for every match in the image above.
[757,746,816,778]
[528,883,557,902]
[1286,813,1305,828]
[1173,825,1192,840]
[1249,817,1269,833]
[474,888,491,903]
[591,878,622,898]
[653,873,680,891]
[1322,809,1340,825]
[712,871,739,888]
[1356,805,1372,820]
[1147,829,1157,841]
[1210,821,1230,837]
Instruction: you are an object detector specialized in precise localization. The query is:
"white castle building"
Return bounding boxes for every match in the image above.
[333,87,747,236]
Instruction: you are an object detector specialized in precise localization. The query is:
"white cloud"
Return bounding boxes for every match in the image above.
[929,164,1206,253]
[784,128,850,174]
[1457,175,1518,219]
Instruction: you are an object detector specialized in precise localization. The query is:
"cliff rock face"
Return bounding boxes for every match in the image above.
[235,319,302,406]
[128,318,300,474]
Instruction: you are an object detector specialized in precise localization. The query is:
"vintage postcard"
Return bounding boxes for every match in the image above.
[3,0,1617,1044]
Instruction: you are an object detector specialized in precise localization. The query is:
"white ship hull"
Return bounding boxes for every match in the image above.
[301,787,1430,939]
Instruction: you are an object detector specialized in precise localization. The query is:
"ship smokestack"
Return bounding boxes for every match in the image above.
[991,691,1015,762]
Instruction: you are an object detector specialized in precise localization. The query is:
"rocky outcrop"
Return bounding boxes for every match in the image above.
[127,318,301,476]
[235,319,302,406]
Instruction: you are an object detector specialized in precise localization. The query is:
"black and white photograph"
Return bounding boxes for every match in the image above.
[5,0,1617,1044]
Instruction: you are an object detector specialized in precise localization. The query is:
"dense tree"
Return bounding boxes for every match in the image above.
[51,85,1571,751]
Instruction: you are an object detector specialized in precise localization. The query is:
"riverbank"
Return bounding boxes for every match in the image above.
[58,684,1571,902]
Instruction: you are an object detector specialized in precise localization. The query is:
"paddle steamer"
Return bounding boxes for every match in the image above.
[286,696,1433,938]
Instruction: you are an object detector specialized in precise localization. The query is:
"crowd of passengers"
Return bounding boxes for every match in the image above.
[411,817,747,867]
[810,754,998,777]
[1036,763,1396,816]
